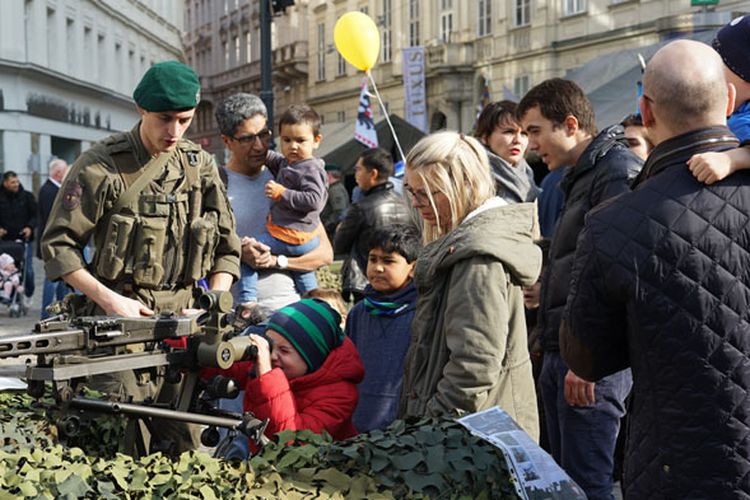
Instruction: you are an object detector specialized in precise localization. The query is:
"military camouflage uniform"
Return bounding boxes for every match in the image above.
[41,122,241,454]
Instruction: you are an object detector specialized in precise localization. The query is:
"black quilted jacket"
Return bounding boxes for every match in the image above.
[537,125,643,352]
[333,182,416,294]
[561,126,749,499]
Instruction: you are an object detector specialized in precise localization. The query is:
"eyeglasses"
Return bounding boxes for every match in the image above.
[405,185,441,206]
[231,128,272,144]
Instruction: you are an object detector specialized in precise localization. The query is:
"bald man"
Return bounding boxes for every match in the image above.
[38,158,69,318]
[560,40,749,499]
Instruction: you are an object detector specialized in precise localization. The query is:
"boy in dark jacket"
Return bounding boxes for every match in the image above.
[346,225,420,432]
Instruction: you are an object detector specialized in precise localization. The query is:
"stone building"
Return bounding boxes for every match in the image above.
[0,0,183,191]
[183,0,310,161]
[186,0,750,163]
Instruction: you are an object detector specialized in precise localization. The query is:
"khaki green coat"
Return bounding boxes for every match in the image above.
[400,202,541,440]
[42,123,241,313]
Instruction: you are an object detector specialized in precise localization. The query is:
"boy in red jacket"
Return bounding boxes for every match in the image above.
[216,298,364,451]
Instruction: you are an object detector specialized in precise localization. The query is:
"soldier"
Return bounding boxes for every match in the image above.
[41,60,241,454]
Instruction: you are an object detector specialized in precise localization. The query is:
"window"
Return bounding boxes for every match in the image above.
[317,23,326,81]
[245,31,252,63]
[337,53,346,76]
[233,35,239,66]
[66,17,75,73]
[440,12,453,43]
[409,0,420,46]
[97,34,105,82]
[478,0,491,37]
[360,6,369,15]
[514,75,530,99]
[84,27,93,79]
[337,110,346,123]
[515,0,530,27]
[564,0,586,15]
[381,0,392,62]
[440,0,454,43]
[223,41,228,70]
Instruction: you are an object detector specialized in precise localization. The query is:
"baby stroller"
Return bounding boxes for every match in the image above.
[0,240,30,318]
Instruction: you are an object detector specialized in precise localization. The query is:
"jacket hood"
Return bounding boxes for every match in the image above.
[291,337,364,391]
[434,201,541,287]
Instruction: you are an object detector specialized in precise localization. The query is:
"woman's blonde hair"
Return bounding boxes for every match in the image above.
[405,131,495,242]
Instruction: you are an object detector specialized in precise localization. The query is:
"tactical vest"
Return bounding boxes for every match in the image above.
[91,133,219,293]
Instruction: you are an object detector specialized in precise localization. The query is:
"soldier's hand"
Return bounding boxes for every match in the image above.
[101,291,154,317]
[20,227,32,239]
[564,369,596,407]
[0,228,6,238]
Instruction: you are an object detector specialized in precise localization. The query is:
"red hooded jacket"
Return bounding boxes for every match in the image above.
[211,337,364,440]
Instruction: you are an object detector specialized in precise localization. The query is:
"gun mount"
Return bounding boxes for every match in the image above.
[0,291,269,457]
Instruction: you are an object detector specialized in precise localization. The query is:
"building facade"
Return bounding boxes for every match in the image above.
[308,0,750,137]
[187,0,750,164]
[183,0,310,162]
[0,0,183,192]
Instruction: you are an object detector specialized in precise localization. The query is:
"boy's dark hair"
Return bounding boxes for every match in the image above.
[620,113,643,128]
[278,104,321,137]
[474,100,519,140]
[368,224,421,263]
[516,78,597,136]
[359,148,394,181]
[2,171,18,181]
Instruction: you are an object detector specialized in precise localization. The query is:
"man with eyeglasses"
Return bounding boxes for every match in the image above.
[214,93,333,313]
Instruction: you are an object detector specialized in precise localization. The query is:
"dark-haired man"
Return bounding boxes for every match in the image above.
[518,78,642,499]
[334,148,415,303]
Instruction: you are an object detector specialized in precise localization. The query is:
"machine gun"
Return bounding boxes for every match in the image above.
[0,291,269,457]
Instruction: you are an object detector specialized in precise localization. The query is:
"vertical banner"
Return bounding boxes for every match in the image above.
[402,47,427,133]
[355,77,379,148]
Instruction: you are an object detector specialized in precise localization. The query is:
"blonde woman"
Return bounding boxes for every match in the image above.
[400,131,541,440]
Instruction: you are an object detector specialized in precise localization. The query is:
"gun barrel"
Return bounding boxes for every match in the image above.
[69,396,270,445]
[0,329,86,358]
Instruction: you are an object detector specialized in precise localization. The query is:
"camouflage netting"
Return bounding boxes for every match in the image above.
[0,391,521,499]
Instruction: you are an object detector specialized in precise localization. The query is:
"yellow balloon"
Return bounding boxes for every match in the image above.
[334,12,380,72]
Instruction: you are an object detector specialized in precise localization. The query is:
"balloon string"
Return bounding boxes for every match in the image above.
[367,70,406,163]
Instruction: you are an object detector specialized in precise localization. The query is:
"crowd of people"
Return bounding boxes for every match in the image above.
[2,14,750,500]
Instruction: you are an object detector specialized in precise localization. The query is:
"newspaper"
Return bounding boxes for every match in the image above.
[457,407,586,500]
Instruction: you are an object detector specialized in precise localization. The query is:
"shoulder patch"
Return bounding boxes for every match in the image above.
[62,181,83,210]
[186,150,199,166]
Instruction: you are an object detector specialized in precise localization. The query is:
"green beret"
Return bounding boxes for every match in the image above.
[133,61,201,112]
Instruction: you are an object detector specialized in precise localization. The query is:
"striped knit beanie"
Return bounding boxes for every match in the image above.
[266,299,344,373]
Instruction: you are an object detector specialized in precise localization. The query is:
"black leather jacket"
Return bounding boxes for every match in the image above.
[538,125,643,352]
[334,182,415,294]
